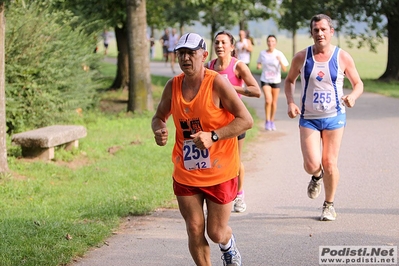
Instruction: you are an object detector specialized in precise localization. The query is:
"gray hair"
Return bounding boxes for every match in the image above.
[310,14,334,32]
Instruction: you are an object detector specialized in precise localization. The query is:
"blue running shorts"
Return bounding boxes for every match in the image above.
[299,113,346,131]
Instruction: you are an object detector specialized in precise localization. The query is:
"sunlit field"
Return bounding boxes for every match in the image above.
[249,34,387,80]
[99,33,387,80]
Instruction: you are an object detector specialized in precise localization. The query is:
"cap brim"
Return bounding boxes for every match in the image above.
[174,45,202,51]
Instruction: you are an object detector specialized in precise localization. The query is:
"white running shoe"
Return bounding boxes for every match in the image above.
[220,234,242,266]
[233,196,247,213]
[321,202,337,221]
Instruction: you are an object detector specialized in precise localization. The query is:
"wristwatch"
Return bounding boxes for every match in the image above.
[211,131,219,142]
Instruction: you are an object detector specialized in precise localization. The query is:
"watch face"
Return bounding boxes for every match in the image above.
[212,131,218,141]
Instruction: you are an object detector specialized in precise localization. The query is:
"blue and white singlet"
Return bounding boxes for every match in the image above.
[300,46,346,119]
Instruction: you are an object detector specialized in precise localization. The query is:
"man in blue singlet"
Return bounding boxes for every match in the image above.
[284,14,364,221]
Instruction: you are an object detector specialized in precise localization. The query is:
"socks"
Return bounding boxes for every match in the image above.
[312,169,324,181]
[312,175,321,182]
[324,201,334,206]
[219,237,232,251]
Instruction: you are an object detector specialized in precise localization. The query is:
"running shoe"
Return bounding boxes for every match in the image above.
[233,196,247,213]
[320,202,336,221]
[307,171,323,199]
[220,234,242,266]
[265,121,272,131]
[271,121,276,131]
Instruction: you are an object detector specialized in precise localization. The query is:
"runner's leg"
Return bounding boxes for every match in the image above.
[177,194,211,266]
[270,87,280,122]
[320,128,344,202]
[300,126,323,176]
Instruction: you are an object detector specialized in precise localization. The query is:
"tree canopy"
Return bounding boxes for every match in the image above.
[5,0,100,133]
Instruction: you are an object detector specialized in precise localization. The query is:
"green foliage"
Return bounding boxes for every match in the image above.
[164,1,199,29]
[147,0,170,29]
[277,0,314,33]
[5,1,102,134]
[199,1,239,30]
[51,0,111,34]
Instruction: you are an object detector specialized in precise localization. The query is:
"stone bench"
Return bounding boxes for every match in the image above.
[11,125,87,160]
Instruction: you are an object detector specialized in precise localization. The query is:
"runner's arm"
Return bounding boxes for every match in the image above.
[340,50,364,108]
[152,79,172,146]
[284,50,305,118]
[235,61,261,98]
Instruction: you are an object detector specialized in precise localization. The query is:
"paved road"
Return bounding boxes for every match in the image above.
[74,61,399,266]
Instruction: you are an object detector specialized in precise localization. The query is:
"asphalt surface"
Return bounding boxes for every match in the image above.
[73,60,399,266]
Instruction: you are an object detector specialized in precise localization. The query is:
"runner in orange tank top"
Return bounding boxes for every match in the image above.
[152,33,253,266]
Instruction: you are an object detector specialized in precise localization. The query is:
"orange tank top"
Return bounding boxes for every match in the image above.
[171,69,239,187]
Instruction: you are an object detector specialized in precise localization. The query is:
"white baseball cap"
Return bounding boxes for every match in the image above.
[174,33,207,51]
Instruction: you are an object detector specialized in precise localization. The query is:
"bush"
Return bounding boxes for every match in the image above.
[5,1,102,134]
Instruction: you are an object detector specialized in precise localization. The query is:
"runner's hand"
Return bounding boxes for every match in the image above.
[341,95,355,108]
[287,103,301,118]
[190,131,212,150]
[154,128,168,146]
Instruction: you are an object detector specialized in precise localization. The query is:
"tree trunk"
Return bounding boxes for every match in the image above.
[109,25,129,90]
[0,3,9,173]
[126,0,153,112]
[379,15,399,81]
[209,22,218,59]
[292,29,297,58]
[239,14,247,31]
